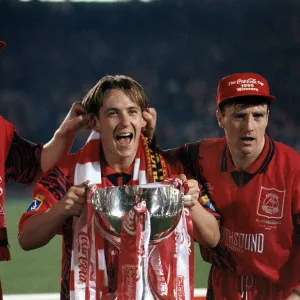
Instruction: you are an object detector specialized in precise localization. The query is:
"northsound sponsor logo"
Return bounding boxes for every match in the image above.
[221,227,264,254]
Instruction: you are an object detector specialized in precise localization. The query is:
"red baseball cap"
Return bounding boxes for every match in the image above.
[216,72,276,107]
[0,41,6,50]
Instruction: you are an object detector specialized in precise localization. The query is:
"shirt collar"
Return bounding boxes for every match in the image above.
[221,134,275,175]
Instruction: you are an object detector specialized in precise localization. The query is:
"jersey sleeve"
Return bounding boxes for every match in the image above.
[5,131,42,184]
[158,146,186,175]
[199,192,221,225]
[18,164,73,235]
[161,142,221,222]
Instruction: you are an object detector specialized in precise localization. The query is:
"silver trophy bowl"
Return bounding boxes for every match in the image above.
[92,185,139,239]
[138,183,184,241]
[91,183,184,242]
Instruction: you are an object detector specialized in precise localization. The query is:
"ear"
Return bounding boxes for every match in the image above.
[90,116,101,133]
[216,110,225,128]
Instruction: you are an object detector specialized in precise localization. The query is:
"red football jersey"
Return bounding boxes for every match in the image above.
[171,135,300,299]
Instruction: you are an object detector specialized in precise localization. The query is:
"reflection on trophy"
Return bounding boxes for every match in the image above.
[90,182,186,299]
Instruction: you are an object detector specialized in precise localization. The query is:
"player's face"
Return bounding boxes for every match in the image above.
[217,104,269,157]
[93,88,146,166]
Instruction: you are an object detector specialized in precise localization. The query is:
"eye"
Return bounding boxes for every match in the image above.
[234,114,244,119]
[129,109,138,115]
[107,110,117,117]
[253,113,264,119]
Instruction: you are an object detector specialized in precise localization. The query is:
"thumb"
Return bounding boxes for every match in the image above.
[179,174,187,182]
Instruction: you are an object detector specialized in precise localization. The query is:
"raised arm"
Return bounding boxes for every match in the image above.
[40,101,88,173]
[5,102,88,184]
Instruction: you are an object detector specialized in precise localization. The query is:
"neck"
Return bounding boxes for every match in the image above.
[102,148,136,173]
[108,158,134,173]
[229,137,266,171]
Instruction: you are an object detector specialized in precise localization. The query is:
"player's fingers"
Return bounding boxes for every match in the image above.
[142,108,157,129]
[72,195,87,205]
[71,202,85,212]
[184,199,194,207]
[142,110,152,122]
[65,115,89,131]
[187,185,200,194]
[186,179,199,189]
[179,174,187,182]
[71,101,87,115]
[64,191,86,207]
[70,186,87,197]
[148,107,157,119]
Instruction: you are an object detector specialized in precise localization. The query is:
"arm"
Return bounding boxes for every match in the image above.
[181,175,220,248]
[5,102,88,183]
[40,101,88,173]
[19,184,86,251]
[18,163,86,251]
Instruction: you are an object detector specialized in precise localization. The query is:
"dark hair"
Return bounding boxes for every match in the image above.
[82,75,150,117]
[218,96,271,113]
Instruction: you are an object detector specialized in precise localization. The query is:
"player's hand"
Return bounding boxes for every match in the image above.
[142,107,157,139]
[286,293,300,300]
[57,184,87,217]
[56,101,89,137]
[180,174,200,212]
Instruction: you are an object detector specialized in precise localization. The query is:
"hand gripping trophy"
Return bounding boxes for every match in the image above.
[87,179,192,299]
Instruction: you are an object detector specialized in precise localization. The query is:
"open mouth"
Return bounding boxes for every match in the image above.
[115,133,134,146]
[240,137,255,142]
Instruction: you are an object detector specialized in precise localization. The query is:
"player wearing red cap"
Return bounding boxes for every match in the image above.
[0,40,88,300]
[144,72,300,299]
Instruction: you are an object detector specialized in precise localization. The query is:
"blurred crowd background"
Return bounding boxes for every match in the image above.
[1,0,300,154]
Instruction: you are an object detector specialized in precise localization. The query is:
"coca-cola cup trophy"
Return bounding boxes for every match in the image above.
[90,181,187,299]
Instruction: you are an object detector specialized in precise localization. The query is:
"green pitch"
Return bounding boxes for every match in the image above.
[0,199,210,294]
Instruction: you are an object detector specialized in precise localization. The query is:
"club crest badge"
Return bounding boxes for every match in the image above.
[257,187,285,219]
[26,194,45,212]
